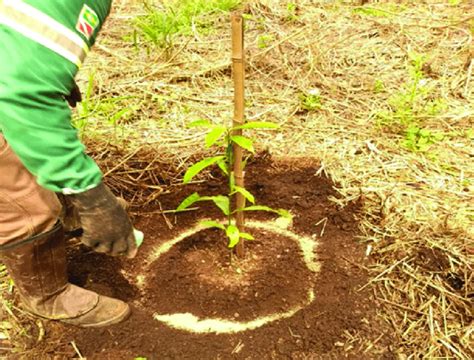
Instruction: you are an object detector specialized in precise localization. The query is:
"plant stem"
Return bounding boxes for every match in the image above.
[227,139,233,227]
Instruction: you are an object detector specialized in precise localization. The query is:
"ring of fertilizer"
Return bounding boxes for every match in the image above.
[142,219,321,334]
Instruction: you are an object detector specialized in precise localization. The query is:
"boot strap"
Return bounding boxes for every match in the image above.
[0,221,62,252]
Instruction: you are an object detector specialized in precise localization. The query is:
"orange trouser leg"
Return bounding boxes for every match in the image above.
[0,133,61,245]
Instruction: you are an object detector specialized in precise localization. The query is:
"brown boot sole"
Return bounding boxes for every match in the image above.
[63,303,132,328]
[24,303,131,328]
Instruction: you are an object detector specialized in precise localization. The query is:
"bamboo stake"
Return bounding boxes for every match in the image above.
[231,13,245,258]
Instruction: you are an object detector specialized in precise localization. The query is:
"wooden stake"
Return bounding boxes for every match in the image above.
[231,13,245,258]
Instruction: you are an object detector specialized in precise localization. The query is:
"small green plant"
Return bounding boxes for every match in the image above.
[134,0,241,49]
[176,120,290,249]
[352,3,405,17]
[374,79,385,93]
[71,73,141,145]
[286,2,298,21]
[376,52,448,151]
[352,7,391,18]
[257,34,274,49]
[299,89,323,111]
[72,72,96,132]
[465,128,474,140]
[402,125,444,152]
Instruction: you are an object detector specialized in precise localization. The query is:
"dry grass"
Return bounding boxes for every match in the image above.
[1,0,473,358]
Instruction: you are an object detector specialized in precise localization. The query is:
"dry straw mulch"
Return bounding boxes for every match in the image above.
[1,0,472,358]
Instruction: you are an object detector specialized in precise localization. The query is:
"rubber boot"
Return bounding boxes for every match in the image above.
[0,222,130,327]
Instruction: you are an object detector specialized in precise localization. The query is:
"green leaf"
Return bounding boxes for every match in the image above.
[108,107,131,125]
[232,121,280,130]
[239,232,255,240]
[241,205,275,212]
[176,192,201,211]
[432,132,444,141]
[275,208,292,218]
[233,186,255,204]
[241,205,292,218]
[418,136,429,145]
[200,195,230,216]
[419,129,431,137]
[217,158,229,176]
[226,224,240,248]
[230,135,255,153]
[418,143,430,152]
[199,220,225,231]
[205,126,226,148]
[183,156,224,184]
[188,119,212,128]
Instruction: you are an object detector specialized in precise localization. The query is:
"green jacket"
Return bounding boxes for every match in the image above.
[0,0,112,194]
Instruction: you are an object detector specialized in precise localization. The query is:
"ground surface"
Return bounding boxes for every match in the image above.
[27,159,392,359]
[1,1,472,358]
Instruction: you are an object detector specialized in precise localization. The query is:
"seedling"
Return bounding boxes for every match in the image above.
[286,3,298,22]
[299,89,323,111]
[402,124,444,152]
[257,34,274,49]
[376,52,448,152]
[352,7,391,18]
[373,79,385,93]
[176,119,290,250]
[176,14,289,256]
[73,72,140,140]
[134,0,241,50]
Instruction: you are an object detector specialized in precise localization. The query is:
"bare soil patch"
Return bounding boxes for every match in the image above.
[22,158,394,359]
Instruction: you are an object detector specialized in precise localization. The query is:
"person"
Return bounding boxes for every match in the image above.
[0,0,139,327]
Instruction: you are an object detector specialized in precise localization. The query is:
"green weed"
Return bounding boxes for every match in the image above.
[401,125,444,152]
[376,52,449,152]
[464,128,474,139]
[72,72,96,132]
[134,0,241,49]
[352,7,391,18]
[286,2,298,21]
[299,90,323,111]
[352,3,405,18]
[72,73,140,139]
[257,34,274,49]
[374,79,385,93]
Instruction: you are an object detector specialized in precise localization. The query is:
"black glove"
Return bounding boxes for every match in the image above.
[65,81,82,107]
[67,183,137,257]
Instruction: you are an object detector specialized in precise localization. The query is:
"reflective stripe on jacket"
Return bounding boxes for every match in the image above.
[0,0,90,66]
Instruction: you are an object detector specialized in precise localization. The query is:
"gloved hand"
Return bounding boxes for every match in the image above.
[64,81,82,108]
[67,183,137,258]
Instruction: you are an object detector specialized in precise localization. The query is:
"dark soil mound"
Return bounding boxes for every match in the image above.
[27,158,392,359]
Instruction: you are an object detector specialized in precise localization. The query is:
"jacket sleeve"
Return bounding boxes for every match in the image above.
[0,84,103,194]
[0,1,111,193]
